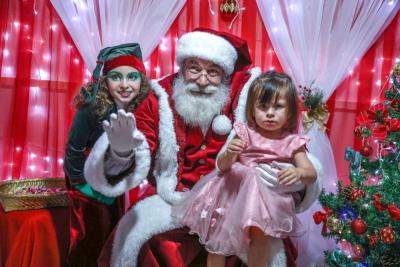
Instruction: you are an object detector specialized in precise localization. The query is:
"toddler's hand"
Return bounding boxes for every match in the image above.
[278,167,303,186]
[225,138,245,158]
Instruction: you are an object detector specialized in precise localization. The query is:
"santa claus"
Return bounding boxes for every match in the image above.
[84,28,322,267]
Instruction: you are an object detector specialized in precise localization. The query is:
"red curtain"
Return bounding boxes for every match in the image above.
[0,0,399,183]
[0,0,86,180]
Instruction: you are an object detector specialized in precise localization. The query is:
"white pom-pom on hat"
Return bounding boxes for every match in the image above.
[212,115,232,135]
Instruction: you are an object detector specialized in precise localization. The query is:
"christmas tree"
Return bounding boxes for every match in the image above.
[314,63,400,267]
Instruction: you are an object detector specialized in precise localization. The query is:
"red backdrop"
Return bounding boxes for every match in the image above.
[0,0,399,184]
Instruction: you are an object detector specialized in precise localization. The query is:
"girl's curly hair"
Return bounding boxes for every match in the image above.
[73,72,150,118]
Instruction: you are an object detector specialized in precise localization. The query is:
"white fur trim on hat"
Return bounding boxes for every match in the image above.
[212,115,232,135]
[176,31,238,75]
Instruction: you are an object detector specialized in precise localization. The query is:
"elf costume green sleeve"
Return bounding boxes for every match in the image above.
[64,105,116,205]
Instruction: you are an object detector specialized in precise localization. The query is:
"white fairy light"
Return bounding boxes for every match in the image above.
[13,21,20,28]
[4,32,9,41]
[16,147,21,152]
[356,81,360,86]
[58,158,64,164]
[269,66,275,70]
[30,153,37,159]
[395,57,400,63]
[348,69,353,75]
[74,58,80,64]
[3,49,9,57]
[371,68,376,73]
[30,86,40,95]
[42,54,51,61]
[375,80,381,86]
[44,156,50,161]
[50,24,57,31]
[28,165,36,171]
[160,44,167,51]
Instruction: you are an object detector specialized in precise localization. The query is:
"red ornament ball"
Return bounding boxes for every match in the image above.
[352,244,365,261]
[350,189,366,201]
[360,145,373,157]
[219,0,240,21]
[368,234,378,247]
[351,218,367,235]
[380,226,397,244]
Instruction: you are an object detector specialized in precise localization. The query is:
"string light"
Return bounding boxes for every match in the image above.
[30,153,37,159]
[375,80,381,86]
[3,49,9,57]
[4,32,9,41]
[50,24,57,31]
[15,147,21,152]
[13,21,20,28]
[28,165,36,171]
[42,54,51,61]
[371,68,376,73]
[356,81,360,86]
[58,158,64,164]
[74,58,80,64]
[44,156,50,161]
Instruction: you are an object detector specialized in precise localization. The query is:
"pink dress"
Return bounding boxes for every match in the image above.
[171,122,309,256]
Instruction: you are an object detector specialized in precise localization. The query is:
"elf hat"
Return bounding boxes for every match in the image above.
[87,43,146,102]
[176,28,252,76]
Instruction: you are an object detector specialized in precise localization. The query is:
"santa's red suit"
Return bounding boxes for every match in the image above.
[84,29,323,267]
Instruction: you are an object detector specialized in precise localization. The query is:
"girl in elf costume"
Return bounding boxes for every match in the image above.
[64,43,150,267]
[172,71,317,267]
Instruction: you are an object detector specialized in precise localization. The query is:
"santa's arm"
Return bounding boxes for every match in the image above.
[83,110,151,197]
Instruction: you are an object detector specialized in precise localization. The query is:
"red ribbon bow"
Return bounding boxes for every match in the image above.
[388,204,400,221]
[313,206,330,234]
[372,193,386,211]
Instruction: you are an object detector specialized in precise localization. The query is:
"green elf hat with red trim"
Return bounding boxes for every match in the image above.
[86,43,145,102]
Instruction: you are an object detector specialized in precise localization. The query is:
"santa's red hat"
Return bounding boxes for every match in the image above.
[176,28,251,76]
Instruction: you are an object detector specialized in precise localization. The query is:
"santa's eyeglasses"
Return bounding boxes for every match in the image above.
[184,64,223,84]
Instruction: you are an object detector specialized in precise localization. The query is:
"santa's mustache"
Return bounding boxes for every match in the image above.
[185,82,219,95]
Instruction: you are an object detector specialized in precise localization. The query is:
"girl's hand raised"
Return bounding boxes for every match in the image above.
[225,138,246,158]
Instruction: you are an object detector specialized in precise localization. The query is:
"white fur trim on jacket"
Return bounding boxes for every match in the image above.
[111,195,181,267]
[83,130,150,197]
[176,31,238,75]
[150,80,183,205]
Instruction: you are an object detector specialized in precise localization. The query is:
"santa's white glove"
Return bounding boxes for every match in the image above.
[102,109,143,156]
[256,161,305,193]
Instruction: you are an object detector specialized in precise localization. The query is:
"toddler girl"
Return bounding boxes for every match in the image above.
[172,71,317,267]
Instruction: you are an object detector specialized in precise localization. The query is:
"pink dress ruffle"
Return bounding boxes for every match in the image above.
[171,122,309,256]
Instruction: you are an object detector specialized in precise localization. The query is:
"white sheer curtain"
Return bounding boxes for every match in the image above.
[256,0,400,266]
[50,0,186,71]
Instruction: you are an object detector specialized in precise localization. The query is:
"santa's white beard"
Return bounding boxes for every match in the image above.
[172,75,230,134]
